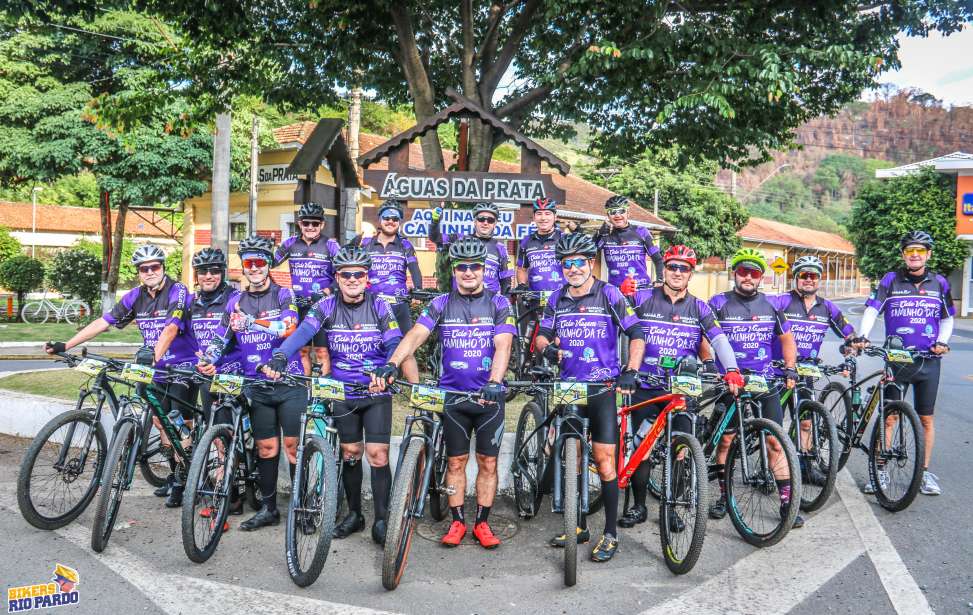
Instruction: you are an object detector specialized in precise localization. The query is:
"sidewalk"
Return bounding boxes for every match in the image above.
[0,341,140,359]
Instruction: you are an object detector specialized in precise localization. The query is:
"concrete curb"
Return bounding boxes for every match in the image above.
[0,341,141,348]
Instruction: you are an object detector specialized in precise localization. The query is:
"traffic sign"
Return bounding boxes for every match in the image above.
[770,256,788,274]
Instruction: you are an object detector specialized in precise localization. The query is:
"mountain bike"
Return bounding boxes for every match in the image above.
[817,341,926,512]
[503,288,553,400]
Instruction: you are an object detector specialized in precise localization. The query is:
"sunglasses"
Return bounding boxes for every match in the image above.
[561,257,588,270]
[903,247,928,256]
[734,267,763,280]
[138,263,162,274]
[666,263,692,273]
[242,258,268,269]
[381,215,401,222]
[454,263,483,273]
[606,207,628,216]
[195,266,223,276]
[299,220,322,228]
[475,216,497,224]
[797,272,820,281]
[338,270,368,280]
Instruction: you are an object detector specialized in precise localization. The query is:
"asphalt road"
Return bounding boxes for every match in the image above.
[0,359,62,373]
[0,297,969,614]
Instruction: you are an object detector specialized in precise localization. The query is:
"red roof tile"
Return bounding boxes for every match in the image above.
[0,201,174,237]
[739,217,854,254]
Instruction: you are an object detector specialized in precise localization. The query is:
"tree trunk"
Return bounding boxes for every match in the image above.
[467,120,496,172]
[98,190,113,310]
[105,202,128,311]
[211,111,232,255]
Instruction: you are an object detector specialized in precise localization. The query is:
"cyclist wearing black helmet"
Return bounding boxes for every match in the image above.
[595,195,664,296]
[516,197,564,292]
[535,231,645,563]
[274,202,340,372]
[859,230,954,496]
[429,201,514,293]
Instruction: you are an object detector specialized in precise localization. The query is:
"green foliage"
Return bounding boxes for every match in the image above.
[0,254,45,296]
[587,150,748,259]
[76,239,137,283]
[0,172,100,207]
[165,247,182,281]
[850,167,967,280]
[46,248,101,307]
[0,226,21,265]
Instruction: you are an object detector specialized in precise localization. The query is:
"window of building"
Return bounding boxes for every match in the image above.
[230,222,248,241]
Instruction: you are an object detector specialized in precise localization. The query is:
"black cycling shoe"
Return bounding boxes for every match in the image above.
[228,496,244,516]
[667,513,686,533]
[371,519,387,545]
[708,496,727,520]
[802,463,828,487]
[164,483,184,508]
[154,474,174,498]
[618,504,648,528]
[239,507,280,531]
[334,511,365,539]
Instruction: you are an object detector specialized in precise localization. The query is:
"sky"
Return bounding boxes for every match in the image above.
[877,25,973,106]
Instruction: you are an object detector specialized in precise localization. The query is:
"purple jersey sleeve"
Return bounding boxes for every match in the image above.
[866,272,896,312]
[637,226,661,256]
[773,303,791,336]
[274,235,296,267]
[708,292,729,314]
[165,283,190,330]
[104,287,140,328]
[824,298,855,338]
[603,283,641,333]
[516,237,528,268]
[416,294,448,331]
[498,243,514,280]
[697,299,724,340]
[401,237,419,265]
[493,294,517,336]
[937,274,957,317]
[376,297,404,344]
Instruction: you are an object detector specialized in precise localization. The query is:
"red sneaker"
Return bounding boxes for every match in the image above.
[472,522,500,549]
[199,507,213,518]
[441,520,468,547]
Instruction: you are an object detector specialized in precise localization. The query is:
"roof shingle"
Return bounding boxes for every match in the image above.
[0,201,174,237]
[739,217,854,254]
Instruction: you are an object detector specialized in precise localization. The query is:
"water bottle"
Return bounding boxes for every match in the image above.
[241,414,254,451]
[167,409,192,439]
[634,420,651,447]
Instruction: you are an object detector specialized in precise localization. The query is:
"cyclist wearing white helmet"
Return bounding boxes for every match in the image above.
[430,201,514,293]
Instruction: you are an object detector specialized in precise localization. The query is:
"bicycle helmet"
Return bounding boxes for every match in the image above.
[191,247,227,270]
[237,234,275,259]
[131,244,166,266]
[663,244,697,268]
[729,247,768,272]
[378,199,404,219]
[472,202,500,219]
[332,246,371,270]
[792,255,823,276]
[298,202,324,220]
[899,230,934,250]
[604,195,630,211]
[533,197,558,212]
[555,232,597,259]
[448,236,488,263]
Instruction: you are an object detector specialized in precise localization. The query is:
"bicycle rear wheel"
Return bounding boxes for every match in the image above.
[725,417,801,548]
[512,401,545,519]
[17,408,106,530]
[91,421,136,553]
[504,339,523,402]
[659,433,708,575]
[787,400,838,512]
[563,438,579,587]
[139,407,170,487]
[286,436,338,587]
[181,425,235,563]
[818,382,853,471]
[382,438,425,590]
[21,302,49,324]
[647,458,663,500]
[869,401,924,512]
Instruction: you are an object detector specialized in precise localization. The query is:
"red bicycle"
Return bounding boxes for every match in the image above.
[616,359,717,574]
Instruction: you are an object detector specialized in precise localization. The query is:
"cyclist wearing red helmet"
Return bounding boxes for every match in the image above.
[516,197,565,292]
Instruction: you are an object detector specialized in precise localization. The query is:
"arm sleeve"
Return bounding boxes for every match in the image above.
[493,295,517,337]
[276,318,322,358]
[515,238,527,268]
[650,250,665,283]
[859,306,879,339]
[428,219,446,246]
[415,295,447,331]
[827,301,856,339]
[104,287,139,328]
[165,283,190,331]
[407,259,424,290]
[936,317,953,344]
[273,238,291,268]
[865,273,893,313]
[710,334,739,371]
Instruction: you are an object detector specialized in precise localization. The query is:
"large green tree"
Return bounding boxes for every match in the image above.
[850,167,967,280]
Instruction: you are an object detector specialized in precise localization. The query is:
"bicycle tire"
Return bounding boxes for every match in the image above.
[647,458,663,500]
[659,432,708,575]
[869,401,924,513]
[512,401,545,519]
[62,301,85,324]
[504,339,523,402]
[790,400,838,512]
[818,382,854,471]
[181,424,235,563]
[21,302,49,324]
[382,438,425,590]
[428,440,449,522]
[17,408,106,530]
[725,417,801,548]
[563,438,579,587]
[90,421,136,553]
[138,407,170,487]
[286,436,338,587]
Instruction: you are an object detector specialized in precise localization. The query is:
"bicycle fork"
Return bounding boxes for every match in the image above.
[551,410,590,514]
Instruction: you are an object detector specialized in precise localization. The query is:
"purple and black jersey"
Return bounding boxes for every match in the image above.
[771,290,854,361]
[866,270,955,352]
[189,286,242,374]
[416,290,516,392]
[539,280,643,382]
[299,294,402,398]
[517,230,565,292]
[708,291,790,377]
[105,277,197,379]
[633,288,723,381]
[430,224,513,293]
[274,235,340,300]
[358,234,422,302]
[596,225,663,288]
[207,282,303,379]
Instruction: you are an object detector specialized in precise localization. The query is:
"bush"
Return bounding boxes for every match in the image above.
[0,255,45,319]
[47,248,101,308]
[0,226,21,266]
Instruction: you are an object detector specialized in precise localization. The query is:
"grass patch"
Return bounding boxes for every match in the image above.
[0,322,142,343]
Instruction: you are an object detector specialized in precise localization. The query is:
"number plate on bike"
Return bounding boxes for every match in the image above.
[886,349,914,364]
[551,382,588,406]
[74,358,105,376]
[410,385,446,412]
[378,293,399,306]
[745,375,769,393]
[671,375,703,397]
[210,374,244,396]
[797,363,822,378]
[120,363,154,384]
[539,291,553,307]
[311,377,345,400]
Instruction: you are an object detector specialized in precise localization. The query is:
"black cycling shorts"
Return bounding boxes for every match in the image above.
[199,389,233,426]
[714,390,783,431]
[630,387,694,436]
[886,357,941,416]
[390,300,414,334]
[297,303,329,347]
[443,396,504,457]
[145,378,198,422]
[248,382,306,440]
[332,395,393,445]
[574,385,618,446]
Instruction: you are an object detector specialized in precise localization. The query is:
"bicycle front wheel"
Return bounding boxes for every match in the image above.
[91,421,137,553]
[181,425,235,563]
[382,438,426,590]
[788,400,838,512]
[869,401,924,512]
[563,438,579,588]
[660,433,708,575]
[512,401,545,519]
[21,302,48,324]
[286,436,339,587]
[818,382,853,471]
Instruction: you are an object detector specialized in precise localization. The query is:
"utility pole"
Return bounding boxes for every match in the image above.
[344,86,363,243]
[248,115,260,234]
[211,111,232,256]
[653,188,659,217]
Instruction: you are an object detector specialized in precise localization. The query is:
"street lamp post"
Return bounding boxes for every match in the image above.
[30,186,43,258]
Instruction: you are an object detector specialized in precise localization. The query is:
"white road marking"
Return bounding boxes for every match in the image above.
[637,501,864,614]
[835,470,934,615]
